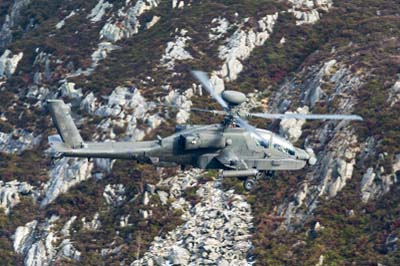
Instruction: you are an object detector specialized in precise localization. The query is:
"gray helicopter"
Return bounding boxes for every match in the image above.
[47,71,363,191]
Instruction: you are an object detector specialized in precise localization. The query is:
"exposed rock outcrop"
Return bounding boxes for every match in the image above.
[55,11,76,30]
[133,171,253,265]
[40,158,93,207]
[160,29,193,70]
[103,184,126,207]
[100,0,160,42]
[361,154,400,202]
[0,49,23,79]
[271,61,364,229]
[0,0,31,49]
[87,0,113,23]
[0,180,34,214]
[280,106,309,142]
[164,88,193,124]
[13,216,81,266]
[212,13,279,88]
[388,79,400,107]
[288,0,333,25]
[0,130,41,154]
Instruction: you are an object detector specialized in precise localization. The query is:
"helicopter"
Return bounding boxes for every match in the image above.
[47,71,363,191]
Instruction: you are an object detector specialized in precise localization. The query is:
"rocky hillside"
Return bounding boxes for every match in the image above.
[0,0,399,265]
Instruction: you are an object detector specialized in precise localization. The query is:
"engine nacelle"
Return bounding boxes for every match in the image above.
[181,133,226,150]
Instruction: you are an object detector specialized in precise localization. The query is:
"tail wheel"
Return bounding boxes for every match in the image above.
[243,178,257,191]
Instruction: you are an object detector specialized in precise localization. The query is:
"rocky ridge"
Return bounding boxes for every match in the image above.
[0,0,399,265]
[133,171,254,266]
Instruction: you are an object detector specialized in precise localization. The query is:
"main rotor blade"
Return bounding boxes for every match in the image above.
[154,103,227,115]
[234,116,269,148]
[249,113,363,121]
[191,70,229,110]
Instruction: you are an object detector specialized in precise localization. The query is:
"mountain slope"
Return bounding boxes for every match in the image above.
[0,0,399,265]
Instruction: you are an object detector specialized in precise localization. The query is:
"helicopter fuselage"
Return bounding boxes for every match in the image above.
[54,124,310,173]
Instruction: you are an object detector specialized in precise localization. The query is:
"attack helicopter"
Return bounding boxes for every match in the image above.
[47,71,363,191]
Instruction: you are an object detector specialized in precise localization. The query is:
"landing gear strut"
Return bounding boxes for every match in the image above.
[243,170,275,191]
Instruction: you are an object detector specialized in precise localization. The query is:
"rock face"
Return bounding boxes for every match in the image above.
[160,29,193,70]
[40,158,93,207]
[103,184,126,207]
[164,88,193,124]
[0,49,23,79]
[0,180,33,214]
[288,0,333,25]
[87,0,113,23]
[212,13,279,90]
[0,0,31,49]
[0,130,41,154]
[388,79,400,107]
[55,11,76,30]
[13,216,81,266]
[270,61,364,229]
[132,171,253,266]
[92,86,159,140]
[100,0,160,42]
[59,81,82,99]
[361,154,400,202]
[280,106,309,142]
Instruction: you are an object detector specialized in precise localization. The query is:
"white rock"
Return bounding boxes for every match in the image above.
[57,239,81,261]
[55,11,76,29]
[164,89,193,124]
[40,158,93,207]
[0,49,23,79]
[0,180,33,214]
[82,212,101,231]
[142,191,150,205]
[361,155,400,203]
[80,92,97,113]
[61,216,77,237]
[25,240,48,266]
[87,0,113,23]
[169,245,190,264]
[100,0,160,42]
[157,191,169,205]
[103,184,126,207]
[87,41,120,73]
[288,0,333,25]
[120,215,131,227]
[279,106,309,142]
[388,80,400,107]
[160,29,193,70]
[209,17,229,41]
[0,0,32,49]
[133,171,253,265]
[59,81,82,99]
[172,0,185,9]
[214,13,278,83]
[146,15,161,29]
[13,220,38,254]
[0,130,41,154]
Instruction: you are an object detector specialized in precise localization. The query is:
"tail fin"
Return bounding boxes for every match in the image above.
[47,100,84,149]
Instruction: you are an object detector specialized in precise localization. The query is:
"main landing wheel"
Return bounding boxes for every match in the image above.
[243,178,257,191]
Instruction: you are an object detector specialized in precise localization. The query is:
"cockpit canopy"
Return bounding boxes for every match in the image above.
[253,129,296,156]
